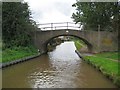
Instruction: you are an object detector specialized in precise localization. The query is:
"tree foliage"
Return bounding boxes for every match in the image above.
[2,2,37,48]
[72,1,120,31]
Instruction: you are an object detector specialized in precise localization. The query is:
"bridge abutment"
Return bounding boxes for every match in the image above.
[34,30,118,54]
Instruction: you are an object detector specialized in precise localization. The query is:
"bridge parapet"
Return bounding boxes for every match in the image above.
[34,22,118,53]
[37,22,82,31]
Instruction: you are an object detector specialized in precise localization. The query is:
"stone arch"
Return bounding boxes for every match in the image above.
[35,30,118,53]
[44,34,93,52]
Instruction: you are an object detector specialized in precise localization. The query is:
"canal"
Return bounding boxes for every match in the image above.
[2,41,117,88]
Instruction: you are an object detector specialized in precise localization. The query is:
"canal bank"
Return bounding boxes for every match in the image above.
[1,53,40,68]
[1,46,41,68]
[2,41,117,88]
[75,50,120,88]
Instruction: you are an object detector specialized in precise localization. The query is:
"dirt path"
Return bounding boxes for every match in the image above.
[104,58,120,63]
[93,55,119,63]
[82,53,119,63]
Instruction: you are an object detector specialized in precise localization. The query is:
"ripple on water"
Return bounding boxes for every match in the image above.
[4,41,115,88]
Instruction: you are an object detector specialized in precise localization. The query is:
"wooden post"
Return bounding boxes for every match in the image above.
[98,24,100,52]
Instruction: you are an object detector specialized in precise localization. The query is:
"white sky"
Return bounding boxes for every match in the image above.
[24,0,76,24]
[24,0,119,30]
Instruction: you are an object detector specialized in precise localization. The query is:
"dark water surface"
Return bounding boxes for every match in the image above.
[2,41,117,88]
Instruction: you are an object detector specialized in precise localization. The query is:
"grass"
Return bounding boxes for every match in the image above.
[84,52,120,87]
[2,46,38,63]
[74,40,83,50]
[74,40,87,50]
[70,37,87,51]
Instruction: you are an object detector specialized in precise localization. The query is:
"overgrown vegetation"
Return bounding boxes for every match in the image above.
[72,2,120,31]
[74,40,83,50]
[70,37,87,51]
[2,2,38,63]
[2,46,38,63]
[84,52,120,87]
[2,2,37,48]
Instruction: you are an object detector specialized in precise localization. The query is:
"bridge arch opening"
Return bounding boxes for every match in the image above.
[45,35,93,53]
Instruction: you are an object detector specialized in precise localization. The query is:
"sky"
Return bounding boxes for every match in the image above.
[24,0,119,30]
[24,0,76,24]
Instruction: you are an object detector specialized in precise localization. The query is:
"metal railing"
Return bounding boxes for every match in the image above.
[38,22,82,31]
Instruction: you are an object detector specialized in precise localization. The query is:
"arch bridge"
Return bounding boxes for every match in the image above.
[33,22,118,54]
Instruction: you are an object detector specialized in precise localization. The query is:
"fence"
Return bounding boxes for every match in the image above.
[38,22,82,30]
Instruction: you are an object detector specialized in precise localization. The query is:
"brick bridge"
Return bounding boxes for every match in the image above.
[33,22,118,53]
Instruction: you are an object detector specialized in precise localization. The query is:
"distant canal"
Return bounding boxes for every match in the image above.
[2,41,117,88]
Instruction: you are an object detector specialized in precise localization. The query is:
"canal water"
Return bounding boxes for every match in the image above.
[2,41,117,88]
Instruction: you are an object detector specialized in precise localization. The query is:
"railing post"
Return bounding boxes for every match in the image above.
[51,23,53,30]
[67,22,68,29]
[39,22,81,30]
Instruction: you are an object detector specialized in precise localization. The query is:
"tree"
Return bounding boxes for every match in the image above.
[72,1,120,31]
[2,2,37,48]
[0,2,2,42]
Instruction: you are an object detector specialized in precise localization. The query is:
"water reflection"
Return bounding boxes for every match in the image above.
[29,42,81,88]
[28,41,116,88]
[2,41,117,88]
